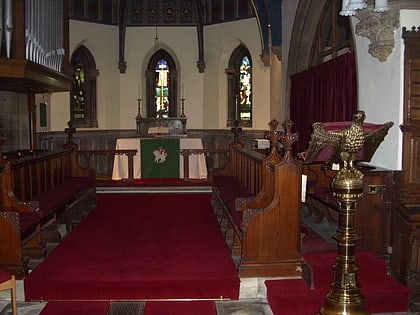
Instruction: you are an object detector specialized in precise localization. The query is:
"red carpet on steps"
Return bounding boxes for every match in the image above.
[25,193,239,301]
[266,251,411,315]
[145,301,217,315]
[39,301,110,315]
[40,301,218,315]
[300,224,335,254]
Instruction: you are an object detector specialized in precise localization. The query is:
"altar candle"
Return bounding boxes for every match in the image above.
[138,82,141,99]
[182,83,184,98]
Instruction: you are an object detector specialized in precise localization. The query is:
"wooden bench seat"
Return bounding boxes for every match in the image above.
[212,119,302,278]
[35,176,95,224]
[212,175,254,229]
[0,129,96,279]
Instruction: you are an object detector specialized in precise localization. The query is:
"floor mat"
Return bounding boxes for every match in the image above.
[107,301,145,315]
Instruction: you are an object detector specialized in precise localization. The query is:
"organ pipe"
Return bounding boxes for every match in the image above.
[0,0,66,72]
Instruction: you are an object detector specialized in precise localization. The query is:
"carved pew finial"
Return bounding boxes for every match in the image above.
[264,119,280,151]
[279,120,298,153]
[231,119,243,145]
[264,119,298,156]
[64,121,77,149]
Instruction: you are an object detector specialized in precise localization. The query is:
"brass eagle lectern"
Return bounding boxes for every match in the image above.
[304,111,393,315]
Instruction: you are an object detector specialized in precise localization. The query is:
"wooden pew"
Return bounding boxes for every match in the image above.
[212,119,302,278]
[0,133,96,279]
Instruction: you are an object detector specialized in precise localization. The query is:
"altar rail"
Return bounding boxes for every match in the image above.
[36,128,265,179]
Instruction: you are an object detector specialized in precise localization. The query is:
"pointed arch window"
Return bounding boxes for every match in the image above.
[226,45,252,127]
[70,45,99,128]
[146,49,178,118]
[155,59,170,117]
[310,0,353,66]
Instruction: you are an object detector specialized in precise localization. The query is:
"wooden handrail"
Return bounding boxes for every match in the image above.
[78,149,137,181]
[179,148,209,180]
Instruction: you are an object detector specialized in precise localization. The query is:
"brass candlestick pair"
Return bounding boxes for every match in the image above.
[135,97,186,118]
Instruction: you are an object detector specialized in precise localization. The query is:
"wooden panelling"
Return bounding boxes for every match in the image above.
[401,27,420,205]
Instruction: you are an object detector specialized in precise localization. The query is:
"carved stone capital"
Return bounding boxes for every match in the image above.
[355,7,400,62]
[196,60,206,73]
[118,60,127,74]
[271,45,282,62]
[260,52,271,67]
[261,46,282,67]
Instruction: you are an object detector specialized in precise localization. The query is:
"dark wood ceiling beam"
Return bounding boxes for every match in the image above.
[118,0,128,73]
[192,0,205,73]
[251,0,282,66]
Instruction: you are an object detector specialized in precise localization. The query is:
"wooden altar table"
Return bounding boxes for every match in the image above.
[111,138,208,180]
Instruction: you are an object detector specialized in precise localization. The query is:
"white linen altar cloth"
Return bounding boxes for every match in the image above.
[111,138,207,180]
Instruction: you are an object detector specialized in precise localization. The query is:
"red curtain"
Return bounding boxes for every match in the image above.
[290,52,357,153]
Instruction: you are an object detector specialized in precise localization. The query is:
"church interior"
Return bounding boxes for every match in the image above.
[0,0,420,314]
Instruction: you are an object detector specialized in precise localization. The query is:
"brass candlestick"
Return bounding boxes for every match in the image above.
[136,98,142,119]
[135,98,142,136]
[180,98,186,118]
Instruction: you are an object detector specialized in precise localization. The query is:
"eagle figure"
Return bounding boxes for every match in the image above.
[303,111,393,178]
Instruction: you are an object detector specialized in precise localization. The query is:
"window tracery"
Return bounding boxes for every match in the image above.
[146,49,178,118]
[70,45,98,128]
[226,45,252,127]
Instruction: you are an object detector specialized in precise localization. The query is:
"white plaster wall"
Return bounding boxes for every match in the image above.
[50,18,270,131]
[354,10,420,170]
[49,21,121,131]
[124,26,203,129]
[204,19,271,130]
[49,92,71,131]
[354,20,402,170]
[71,21,120,130]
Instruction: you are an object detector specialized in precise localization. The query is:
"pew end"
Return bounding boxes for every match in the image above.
[212,119,303,278]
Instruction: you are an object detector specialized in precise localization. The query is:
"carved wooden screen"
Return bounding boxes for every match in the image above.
[401,26,420,204]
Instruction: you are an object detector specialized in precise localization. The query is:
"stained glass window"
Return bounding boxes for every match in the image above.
[72,63,86,121]
[70,45,98,128]
[146,49,177,118]
[227,45,252,127]
[239,55,252,121]
[155,59,170,118]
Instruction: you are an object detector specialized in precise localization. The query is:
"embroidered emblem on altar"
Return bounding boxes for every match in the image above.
[153,147,167,163]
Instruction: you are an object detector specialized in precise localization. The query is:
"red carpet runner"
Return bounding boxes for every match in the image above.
[25,193,240,301]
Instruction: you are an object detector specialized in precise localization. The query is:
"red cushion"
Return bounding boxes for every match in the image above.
[213,175,254,228]
[19,212,40,233]
[0,268,12,283]
[35,177,94,218]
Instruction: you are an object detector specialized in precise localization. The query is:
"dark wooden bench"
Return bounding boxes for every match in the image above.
[0,133,96,279]
[212,119,302,278]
